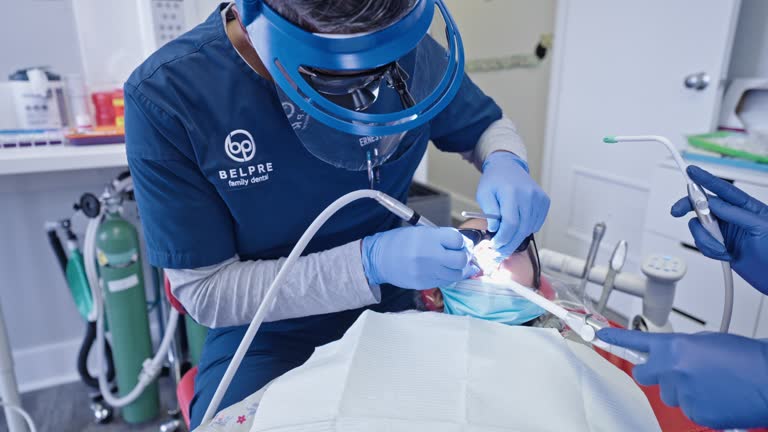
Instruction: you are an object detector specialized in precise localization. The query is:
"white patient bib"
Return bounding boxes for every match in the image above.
[251,311,659,432]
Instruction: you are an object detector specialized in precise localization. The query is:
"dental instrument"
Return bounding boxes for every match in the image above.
[461,211,501,220]
[604,135,734,333]
[201,190,437,424]
[596,240,628,314]
[586,326,649,365]
[577,222,606,296]
[487,277,596,342]
[485,275,648,364]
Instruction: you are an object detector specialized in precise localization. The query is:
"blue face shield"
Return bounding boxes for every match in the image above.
[441,278,546,326]
[243,0,465,171]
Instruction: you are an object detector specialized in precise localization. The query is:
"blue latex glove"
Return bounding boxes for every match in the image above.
[476,152,550,256]
[671,165,768,294]
[362,226,477,290]
[598,328,768,429]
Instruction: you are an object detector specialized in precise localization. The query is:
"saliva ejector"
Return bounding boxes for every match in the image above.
[481,273,649,365]
[604,135,734,332]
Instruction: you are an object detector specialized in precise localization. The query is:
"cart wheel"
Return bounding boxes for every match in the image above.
[90,399,113,424]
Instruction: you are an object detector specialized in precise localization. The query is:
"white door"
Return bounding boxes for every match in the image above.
[541,1,741,285]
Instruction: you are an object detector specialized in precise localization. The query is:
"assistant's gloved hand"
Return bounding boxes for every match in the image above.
[361,226,477,290]
[476,152,550,256]
[598,328,768,429]
[671,165,768,294]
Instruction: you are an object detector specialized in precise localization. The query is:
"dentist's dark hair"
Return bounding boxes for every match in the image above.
[264,0,416,33]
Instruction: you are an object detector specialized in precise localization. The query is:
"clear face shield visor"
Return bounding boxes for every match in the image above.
[246,0,464,171]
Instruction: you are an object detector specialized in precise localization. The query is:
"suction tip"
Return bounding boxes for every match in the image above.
[603,136,618,144]
[579,324,596,342]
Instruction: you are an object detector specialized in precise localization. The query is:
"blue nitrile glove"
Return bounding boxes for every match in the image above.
[476,152,550,256]
[671,165,768,294]
[598,328,768,429]
[362,226,478,290]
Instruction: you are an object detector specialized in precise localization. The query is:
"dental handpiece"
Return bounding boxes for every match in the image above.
[578,222,606,295]
[375,191,437,227]
[604,135,733,332]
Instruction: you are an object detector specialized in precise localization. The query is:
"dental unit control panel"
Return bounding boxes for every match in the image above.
[642,255,686,282]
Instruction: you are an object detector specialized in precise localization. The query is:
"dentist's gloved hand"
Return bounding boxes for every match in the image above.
[598,328,768,429]
[362,226,477,290]
[476,152,550,256]
[671,165,768,294]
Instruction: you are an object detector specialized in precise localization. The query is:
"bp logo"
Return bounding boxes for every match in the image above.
[225,129,256,163]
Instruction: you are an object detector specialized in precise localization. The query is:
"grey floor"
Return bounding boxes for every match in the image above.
[0,378,184,432]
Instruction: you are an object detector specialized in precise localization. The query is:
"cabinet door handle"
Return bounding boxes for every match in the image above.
[684,72,710,91]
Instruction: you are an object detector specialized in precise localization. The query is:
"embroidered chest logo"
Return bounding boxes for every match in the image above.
[218,129,275,190]
[225,129,256,162]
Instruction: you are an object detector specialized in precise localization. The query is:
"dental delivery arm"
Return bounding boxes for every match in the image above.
[166,240,377,328]
[461,117,528,170]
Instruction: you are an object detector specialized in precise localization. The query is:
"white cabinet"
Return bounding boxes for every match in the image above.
[538,0,768,334]
[542,0,741,266]
[642,161,768,336]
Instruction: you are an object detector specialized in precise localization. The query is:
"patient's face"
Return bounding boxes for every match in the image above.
[460,219,535,287]
[419,219,536,312]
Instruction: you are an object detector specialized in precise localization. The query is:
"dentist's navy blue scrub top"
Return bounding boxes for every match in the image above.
[125,4,502,428]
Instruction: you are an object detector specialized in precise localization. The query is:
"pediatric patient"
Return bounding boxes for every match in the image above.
[419,218,549,325]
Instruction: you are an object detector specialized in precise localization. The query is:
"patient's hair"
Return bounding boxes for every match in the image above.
[264,0,415,33]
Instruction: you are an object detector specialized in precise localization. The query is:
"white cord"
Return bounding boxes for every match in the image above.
[201,189,383,424]
[0,402,37,432]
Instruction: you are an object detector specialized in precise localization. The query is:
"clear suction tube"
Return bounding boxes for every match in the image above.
[201,190,436,424]
[604,135,734,333]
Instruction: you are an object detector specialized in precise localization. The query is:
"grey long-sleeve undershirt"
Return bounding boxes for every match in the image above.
[166,240,379,328]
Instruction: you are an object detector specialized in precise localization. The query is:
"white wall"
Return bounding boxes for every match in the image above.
[0,0,83,78]
[427,0,556,214]
[0,168,129,391]
[728,0,768,78]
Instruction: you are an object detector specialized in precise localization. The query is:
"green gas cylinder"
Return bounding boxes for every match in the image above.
[65,246,94,321]
[185,315,208,366]
[96,209,159,423]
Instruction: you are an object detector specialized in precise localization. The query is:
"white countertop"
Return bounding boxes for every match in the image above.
[0,143,127,176]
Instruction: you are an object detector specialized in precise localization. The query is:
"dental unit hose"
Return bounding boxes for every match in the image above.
[604,135,734,333]
[201,190,437,424]
[83,179,180,409]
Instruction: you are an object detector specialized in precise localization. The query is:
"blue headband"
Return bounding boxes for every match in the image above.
[244,0,465,136]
